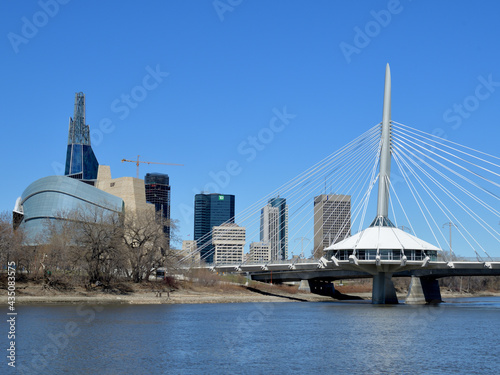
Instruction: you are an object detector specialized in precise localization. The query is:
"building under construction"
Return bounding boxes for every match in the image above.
[145,172,171,250]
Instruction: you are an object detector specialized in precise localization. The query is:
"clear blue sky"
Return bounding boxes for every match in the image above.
[1,1,499,256]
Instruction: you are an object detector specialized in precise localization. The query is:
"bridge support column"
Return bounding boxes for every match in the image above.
[308,280,335,297]
[298,280,311,292]
[372,272,398,304]
[405,276,442,304]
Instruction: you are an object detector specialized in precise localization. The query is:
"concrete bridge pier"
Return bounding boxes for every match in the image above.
[372,272,399,304]
[308,280,336,297]
[405,276,442,304]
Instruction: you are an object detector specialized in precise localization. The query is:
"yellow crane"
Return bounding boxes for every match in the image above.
[121,155,184,178]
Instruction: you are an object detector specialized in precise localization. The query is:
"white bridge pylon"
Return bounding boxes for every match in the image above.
[324,64,443,304]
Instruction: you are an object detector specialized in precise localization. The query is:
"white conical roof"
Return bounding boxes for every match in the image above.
[325,225,442,252]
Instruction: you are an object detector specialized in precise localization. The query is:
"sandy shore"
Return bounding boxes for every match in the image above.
[2,283,498,306]
[0,283,334,305]
[0,292,333,305]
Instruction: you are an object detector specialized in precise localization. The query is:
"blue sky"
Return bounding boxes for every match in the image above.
[1,1,499,257]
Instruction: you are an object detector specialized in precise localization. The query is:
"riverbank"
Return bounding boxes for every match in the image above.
[0,279,334,305]
[2,279,499,305]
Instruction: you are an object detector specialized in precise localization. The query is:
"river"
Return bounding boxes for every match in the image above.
[9,297,500,374]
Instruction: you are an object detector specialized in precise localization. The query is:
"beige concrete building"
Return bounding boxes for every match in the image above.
[181,240,200,265]
[313,194,351,258]
[95,165,155,216]
[248,241,271,262]
[212,223,245,264]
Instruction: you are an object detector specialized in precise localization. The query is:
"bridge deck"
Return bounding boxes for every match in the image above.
[204,259,500,282]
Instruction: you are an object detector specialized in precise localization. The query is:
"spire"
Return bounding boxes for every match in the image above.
[64,92,99,180]
[67,92,91,146]
[376,63,392,221]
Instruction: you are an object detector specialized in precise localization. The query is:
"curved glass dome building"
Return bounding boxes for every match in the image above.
[18,176,124,243]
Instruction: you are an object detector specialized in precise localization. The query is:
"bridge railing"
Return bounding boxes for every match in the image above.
[194,255,500,269]
[445,257,500,262]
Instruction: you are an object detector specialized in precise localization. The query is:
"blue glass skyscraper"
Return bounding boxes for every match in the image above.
[65,92,99,181]
[194,193,235,263]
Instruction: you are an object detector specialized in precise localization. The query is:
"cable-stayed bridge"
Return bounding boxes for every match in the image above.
[179,64,500,304]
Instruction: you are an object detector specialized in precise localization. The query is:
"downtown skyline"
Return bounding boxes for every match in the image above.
[2,1,500,257]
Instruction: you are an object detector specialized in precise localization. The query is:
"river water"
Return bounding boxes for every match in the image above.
[8,297,500,374]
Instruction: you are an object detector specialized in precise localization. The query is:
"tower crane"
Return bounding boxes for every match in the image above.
[121,155,184,178]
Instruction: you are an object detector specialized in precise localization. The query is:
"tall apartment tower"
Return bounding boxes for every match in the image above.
[194,193,235,264]
[145,173,171,250]
[65,92,99,181]
[260,197,288,261]
[313,194,351,258]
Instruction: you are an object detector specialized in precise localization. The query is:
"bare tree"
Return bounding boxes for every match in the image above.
[0,211,16,266]
[0,211,30,274]
[35,214,85,287]
[121,209,169,283]
[65,206,123,286]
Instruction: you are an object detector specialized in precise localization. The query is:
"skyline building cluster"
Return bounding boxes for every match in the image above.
[13,92,354,264]
[189,193,352,264]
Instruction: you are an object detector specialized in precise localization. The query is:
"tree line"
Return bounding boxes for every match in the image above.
[0,208,181,288]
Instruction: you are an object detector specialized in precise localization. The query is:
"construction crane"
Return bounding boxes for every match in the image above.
[121,155,184,178]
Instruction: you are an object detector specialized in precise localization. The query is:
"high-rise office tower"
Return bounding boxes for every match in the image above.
[260,197,288,261]
[65,92,99,181]
[194,193,235,263]
[313,194,351,258]
[145,173,171,250]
